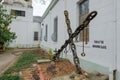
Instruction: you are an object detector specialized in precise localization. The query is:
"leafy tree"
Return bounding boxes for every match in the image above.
[0,5,16,51]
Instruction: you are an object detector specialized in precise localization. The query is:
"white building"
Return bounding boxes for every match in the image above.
[2,0,40,48]
[40,0,120,79]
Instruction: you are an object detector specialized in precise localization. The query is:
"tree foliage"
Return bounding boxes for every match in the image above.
[0,5,16,51]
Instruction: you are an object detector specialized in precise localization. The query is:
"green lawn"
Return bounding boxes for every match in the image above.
[0,74,20,80]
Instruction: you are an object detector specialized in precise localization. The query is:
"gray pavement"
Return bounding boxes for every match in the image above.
[0,53,17,75]
[0,48,35,75]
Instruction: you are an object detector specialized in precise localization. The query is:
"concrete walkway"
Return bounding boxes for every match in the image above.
[0,53,18,75]
[0,48,37,75]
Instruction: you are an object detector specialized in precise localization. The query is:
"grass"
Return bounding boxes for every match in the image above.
[4,51,48,74]
[0,74,20,80]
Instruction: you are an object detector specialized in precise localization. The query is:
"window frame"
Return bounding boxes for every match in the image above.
[44,24,48,41]
[11,9,25,17]
[51,16,58,42]
[34,32,39,41]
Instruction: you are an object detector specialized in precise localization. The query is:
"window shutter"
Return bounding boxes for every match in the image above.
[54,17,58,41]
[40,28,43,41]
[79,13,88,41]
[79,0,89,43]
[44,25,47,41]
[51,17,58,42]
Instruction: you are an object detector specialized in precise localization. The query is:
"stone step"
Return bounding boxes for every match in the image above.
[37,59,51,63]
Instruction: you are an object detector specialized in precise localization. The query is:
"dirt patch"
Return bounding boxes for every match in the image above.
[21,68,34,80]
[19,60,76,80]
[38,60,76,80]
[20,59,76,80]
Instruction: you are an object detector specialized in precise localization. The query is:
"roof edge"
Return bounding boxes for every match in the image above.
[41,0,59,22]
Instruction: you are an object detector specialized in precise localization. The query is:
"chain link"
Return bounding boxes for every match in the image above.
[53,11,97,74]
[64,10,81,74]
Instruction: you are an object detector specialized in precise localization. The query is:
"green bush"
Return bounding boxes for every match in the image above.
[0,5,16,51]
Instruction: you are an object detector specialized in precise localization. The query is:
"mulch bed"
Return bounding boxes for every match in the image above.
[21,60,77,80]
[21,68,34,80]
[16,48,77,80]
[37,60,76,80]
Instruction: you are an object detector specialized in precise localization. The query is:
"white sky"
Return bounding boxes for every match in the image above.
[32,0,52,16]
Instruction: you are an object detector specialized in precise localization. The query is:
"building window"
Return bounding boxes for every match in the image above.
[11,9,25,17]
[79,0,89,44]
[44,24,48,41]
[34,32,38,41]
[51,16,58,42]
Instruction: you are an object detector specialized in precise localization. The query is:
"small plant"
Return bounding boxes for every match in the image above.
[49,48,53,60]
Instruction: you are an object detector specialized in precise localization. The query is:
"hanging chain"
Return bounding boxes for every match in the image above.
[53,11,97,74]
[81,28,85,56]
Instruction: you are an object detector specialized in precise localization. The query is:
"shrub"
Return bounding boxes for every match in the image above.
[0,5,16,51]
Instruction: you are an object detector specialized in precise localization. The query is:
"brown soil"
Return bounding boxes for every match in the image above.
[21,68,34,80]
[38,60,76,80]
[14,48,76,80]
[21,59,76,80]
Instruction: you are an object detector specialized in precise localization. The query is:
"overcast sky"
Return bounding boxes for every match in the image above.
[32,0,52,16]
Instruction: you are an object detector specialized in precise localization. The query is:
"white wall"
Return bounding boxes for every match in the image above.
[41,0,120,77]
[81,0,116,70]
[117,0,120,79]
[41,0,67,50]
[3,4,40,48]
[9,21,40,48]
